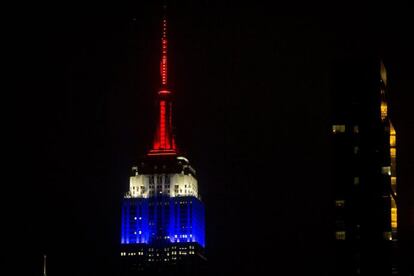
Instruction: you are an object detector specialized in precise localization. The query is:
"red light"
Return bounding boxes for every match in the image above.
[160,101,166,148]
[148,15,178,156]
[160,18,168,87]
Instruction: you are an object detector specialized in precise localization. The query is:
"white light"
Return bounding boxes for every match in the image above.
[177,156,189,162]
[139,231,142,234]
[134,217,137,220]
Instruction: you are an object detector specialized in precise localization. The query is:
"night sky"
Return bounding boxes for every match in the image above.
[8,2,413,275]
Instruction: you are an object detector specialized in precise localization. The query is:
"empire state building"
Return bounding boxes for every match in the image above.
[119,12,206,276]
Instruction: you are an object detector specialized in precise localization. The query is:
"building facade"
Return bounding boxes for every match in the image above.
[331,58,398,275]
[119,13,206,276]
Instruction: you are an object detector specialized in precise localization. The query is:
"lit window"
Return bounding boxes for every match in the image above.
[335,200,345,208]
[354,177,360,185]
[382,166,391,176]
[381,101,388,120]
[332,125,346,133]
[390,148,396,158]
[390,135,396,147]
[391,207,397,229]
[335,231,346,240]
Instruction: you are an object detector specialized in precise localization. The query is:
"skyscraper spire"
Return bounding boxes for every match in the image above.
[160,5,168,89]
[148,7,177,156]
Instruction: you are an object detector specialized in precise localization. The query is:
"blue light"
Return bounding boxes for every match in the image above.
[121,196,205,247]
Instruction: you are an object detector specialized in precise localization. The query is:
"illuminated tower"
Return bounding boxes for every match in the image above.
[119,9,206,276]
[331,58,399,275]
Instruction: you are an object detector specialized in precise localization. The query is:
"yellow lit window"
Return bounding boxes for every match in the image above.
[390,148,396,158]
[391,207,398,229]
[390,135,396,147]
[336,231,346,240]
[332,125,346,133]
[391,177,397,186]
[382,166,391,176]
[381,101,388,120]
[354,177,360,185]
[335,200,345,208]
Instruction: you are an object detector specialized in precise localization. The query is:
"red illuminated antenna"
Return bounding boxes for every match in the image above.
[160,5,168,89]
[148,5,177,156]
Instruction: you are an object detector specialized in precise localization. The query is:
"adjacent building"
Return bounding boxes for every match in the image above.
[119,12,206,276]
[331,58,399,275]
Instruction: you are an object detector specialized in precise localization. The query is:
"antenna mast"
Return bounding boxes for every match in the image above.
[43,254,47,276]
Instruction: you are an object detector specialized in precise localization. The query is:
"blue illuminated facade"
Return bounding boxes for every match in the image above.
[121,195,205,247]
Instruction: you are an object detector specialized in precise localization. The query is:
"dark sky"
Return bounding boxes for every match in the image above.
[7,2,413,276]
